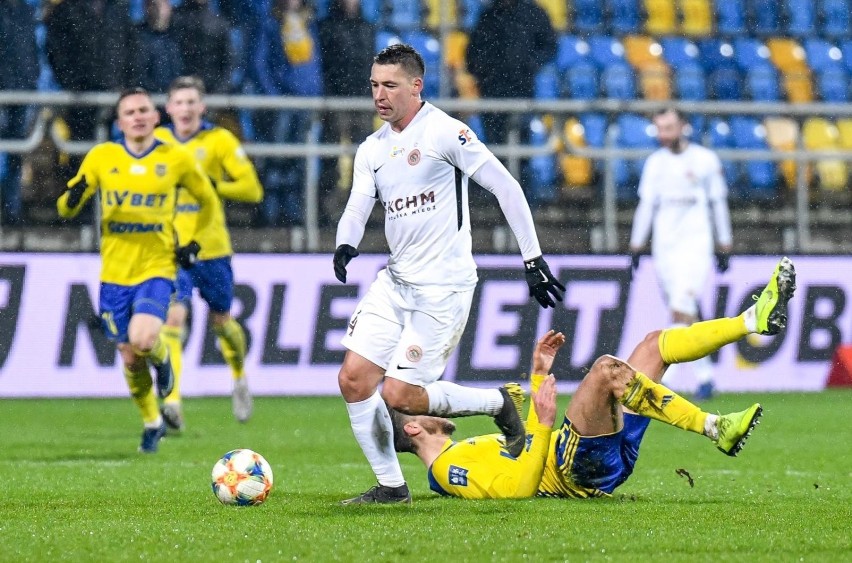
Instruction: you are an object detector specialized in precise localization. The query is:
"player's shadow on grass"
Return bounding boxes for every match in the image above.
[27,451,134,463]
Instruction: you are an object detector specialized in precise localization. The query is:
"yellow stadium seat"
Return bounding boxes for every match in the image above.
[764,117,800,188]
[425,0,457,30]
[679,0,712,36]
[623,35,665,69]
[444,30,469,70]
[802,117,847,191]
[454,70,479,98]
[644,0,677,34]
[535,0,568,30]
[783,71,814,103]
[561,118,594,188]
[767,38,809,73]
[835,118,852,150]
[640,66,672,99]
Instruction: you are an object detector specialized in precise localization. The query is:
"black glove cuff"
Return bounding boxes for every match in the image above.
[524,256,544,270]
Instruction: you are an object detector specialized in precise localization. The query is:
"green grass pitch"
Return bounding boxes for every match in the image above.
[2,390,850,561]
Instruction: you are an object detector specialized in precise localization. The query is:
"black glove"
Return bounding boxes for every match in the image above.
[630,252,641,273]
[524,256,565,308]
[66,177,88,208]
[716,252,730,273]
[333,244,359,283]
[176,241,201,269]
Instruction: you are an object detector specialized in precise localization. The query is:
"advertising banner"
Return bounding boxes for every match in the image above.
[0,254,847,397]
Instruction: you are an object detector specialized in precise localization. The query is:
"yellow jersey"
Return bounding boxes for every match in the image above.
[154,122,263,260]
[57,140,218,285]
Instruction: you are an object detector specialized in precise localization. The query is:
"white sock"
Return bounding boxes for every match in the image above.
[692,355,714,385]
[425,381,504,417]
[144,416,163,430]
[743,305,758,333]
[345,391,405,488]
[704,414,719,440]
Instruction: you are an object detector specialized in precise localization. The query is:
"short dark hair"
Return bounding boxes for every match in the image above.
[168,76,206,97]
[653,107,686,121]
[116,87,151,110]
[388,408,456,454]
[374,43,425,78]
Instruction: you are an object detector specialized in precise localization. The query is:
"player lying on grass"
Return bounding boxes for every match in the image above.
[392,257,796,499]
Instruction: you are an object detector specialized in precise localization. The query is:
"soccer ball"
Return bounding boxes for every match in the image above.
[211,449,274,506]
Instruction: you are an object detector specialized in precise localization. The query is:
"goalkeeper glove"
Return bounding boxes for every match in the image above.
[524,256,565,308]
[66,177,88,208]
[715,252,730,273]
[176,241,201,269]
[333,244,359,283]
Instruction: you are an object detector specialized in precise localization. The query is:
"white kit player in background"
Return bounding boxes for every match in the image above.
[332,44,565,505]
[629,107,733,401]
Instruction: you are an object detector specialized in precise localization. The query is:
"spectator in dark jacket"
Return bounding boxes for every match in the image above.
[133,0,185,93]
[173,0,232,93]
[0,0,39,224]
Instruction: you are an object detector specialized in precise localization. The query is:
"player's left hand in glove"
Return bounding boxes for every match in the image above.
[524,256,565,308]
[333,244,359,283]
[66,176,88,208]
[715,252,730,273]
[176,241,201,269]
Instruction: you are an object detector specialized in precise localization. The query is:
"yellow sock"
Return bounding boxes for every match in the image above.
[161,326,183,404]
[142,335,169,366]
[214,318,246,380]
[658,316,749,364]
[123,366,160,426]
[620,371,707,435]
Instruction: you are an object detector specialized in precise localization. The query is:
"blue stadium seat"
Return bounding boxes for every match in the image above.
[709,65,744,100]
[566,61,599,99]
[746,66,781,101]
[733,37,772,71]
[534,64,561,99]
[608,0,641,34]
[579,113,608,147]
[785,0,816,37]
[573,0,605,33]
[729,116,778,199]
[674,63,708,100]
[460,0,484,29]
[817,67,850,101]
[840,40,852,72]
[715,0,746,35]
[749,0,782,35]
[589,35,626,67]
[401,31,440,98]
[661,37,700,67]
[697,39,736,71]
[686,114,706,142]
[821,0,852,39]
[707,119,740,190]
[556,35,591,72]
[388,0,424,31]
[601,62,636,100]
[528,117,557,205]
[614,113,656,201]
[376,30,401,53]
[361,0,382,23]
[804,38,845,72]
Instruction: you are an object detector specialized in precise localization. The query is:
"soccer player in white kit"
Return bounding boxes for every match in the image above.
[333,44,565,504]
[629,107,733,400]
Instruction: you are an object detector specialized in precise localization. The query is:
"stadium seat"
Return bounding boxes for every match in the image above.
[679,0,713,36]
[614,113,657,201]
[566,61,600,99]
[639,64,672,99]
[803,38,845,72]
[817,67,850,102]
[802,117,848,191]
[767,38,809,73]
[623,35,665,70]
[840,40,852,73]
[589,35,626,67]
[402,31,441,98]
[820,0,852,39]
[782,72,814,103]
[707,119,741,191]
[388,0,424,31]
[609,0,642,34]
[715,0,746,35]
[709,65,743,100]
[361,0,383,23]
[674,63,708,100]
[556,35,591,72]
[730,116,779,199]
[835,118,852,150]
[535,64,561,99]
[661,36,700,67]
[764,117,800,188]
[459,0,483,29]
[528,117,558,204]
[443,30,469,70]
[749,0,782,35]
[686,114,706,141]
[425,0,458,30]
[376,30,401,52]
[644,0,678,34]
[733,37,772,71]
[602,62,638,99]
[579,112,609,147]
[536,0,569,31]
[784,0,816,37]
[697,39,736,70]
[746,66,781,101]
[560,118,595,188]
[573,0,605,33]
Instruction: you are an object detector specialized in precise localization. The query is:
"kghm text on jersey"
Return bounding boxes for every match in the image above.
[103,190,168,208]
[385,191,436,214]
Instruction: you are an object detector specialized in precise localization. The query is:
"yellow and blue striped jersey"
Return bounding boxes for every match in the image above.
[57,140,218,285]
[536,429,608,499]
[154,122,263,260]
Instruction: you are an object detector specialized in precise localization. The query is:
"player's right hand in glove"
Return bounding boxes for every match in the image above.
[524,256,565,308]
[66,177,88,208]
[333,244,359,283]
[176,241,201,269]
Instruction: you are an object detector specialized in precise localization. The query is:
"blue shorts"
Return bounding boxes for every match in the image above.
[99,278,174,342]
[174,257,234,313]
[554,413,651,494]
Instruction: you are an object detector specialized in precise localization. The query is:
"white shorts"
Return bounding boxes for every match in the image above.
[341,269,474,387]
[653,251,712,317]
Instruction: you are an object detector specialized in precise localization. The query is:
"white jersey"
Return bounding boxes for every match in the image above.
[630,143,731,260]
[350,103,494,290]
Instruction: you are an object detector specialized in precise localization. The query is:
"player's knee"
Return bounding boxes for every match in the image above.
[337,365,375,402]
[380,383,423,415]
[590,354,636,397]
